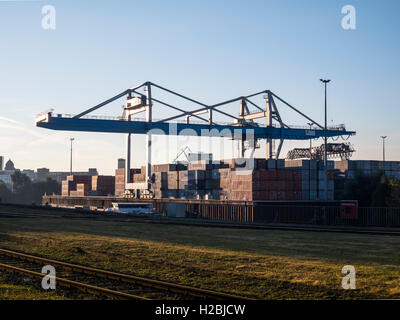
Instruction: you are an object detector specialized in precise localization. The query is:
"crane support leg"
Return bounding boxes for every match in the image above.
[275,139,284,159]
[145,83,152,191]
[266,92,273,159]
[126,132,131,186]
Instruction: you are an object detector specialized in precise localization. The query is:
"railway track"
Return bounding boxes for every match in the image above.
[0,248,253,300]
[1,208,400,236]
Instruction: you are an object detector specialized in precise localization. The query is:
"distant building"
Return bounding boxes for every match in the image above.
[22,169,37,181]
[88,168,98,176]
[4,159,15,171]
[37,168,50,181]
[41,168,99,183]
[0,156,3,171]
[118,158,126,169]
[0,173,13,190]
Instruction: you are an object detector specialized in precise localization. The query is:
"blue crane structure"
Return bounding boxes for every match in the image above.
[35,81,355,194]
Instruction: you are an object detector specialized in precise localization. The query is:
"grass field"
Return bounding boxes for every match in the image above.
[0,207,399,299]
[0,274,68,300]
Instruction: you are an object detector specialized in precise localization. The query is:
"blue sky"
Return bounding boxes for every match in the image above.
[0,0,399,174]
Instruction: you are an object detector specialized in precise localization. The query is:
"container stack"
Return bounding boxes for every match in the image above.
[334,160,400,180]
[211,167,231,200]
[61,180,74,196]
[152,172,167,198]
[60,158,400,201]
[60,158,358,201]
[186,169,206,199]
[70,183,90,197]
[150,163,188,198]
[285,160,318,200]
[62,175,92,197]
[115,168,125,196]
[166,171,179,198]
[228,168,303,201]
[91,176,115,196]
[132,166,146,183]
[115,167,146,195]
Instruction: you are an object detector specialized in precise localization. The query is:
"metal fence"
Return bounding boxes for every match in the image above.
[42,195,400,228]
[253,205,400,227]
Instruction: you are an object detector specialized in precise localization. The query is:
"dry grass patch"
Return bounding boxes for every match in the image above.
[0,217,399,299]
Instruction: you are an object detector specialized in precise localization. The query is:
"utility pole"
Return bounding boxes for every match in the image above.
[69,138,75,175]
[381,136,387,167]
[320,79,330,200]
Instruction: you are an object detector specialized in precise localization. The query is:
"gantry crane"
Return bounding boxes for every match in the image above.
[35,81,356,194]
[287,142,355,160]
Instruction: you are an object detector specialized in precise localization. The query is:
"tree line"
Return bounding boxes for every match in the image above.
[335,170,400,207]
[0,171,60,205]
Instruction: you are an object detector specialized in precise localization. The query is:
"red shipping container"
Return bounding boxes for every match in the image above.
[340,200,358,219]
[293,171,302,181]
[293,181,301,190]
[277,191,286,200]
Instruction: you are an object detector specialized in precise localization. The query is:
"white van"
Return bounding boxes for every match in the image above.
[106,202,155,215]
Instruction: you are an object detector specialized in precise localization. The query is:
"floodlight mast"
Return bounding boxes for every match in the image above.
[320,79,331,200]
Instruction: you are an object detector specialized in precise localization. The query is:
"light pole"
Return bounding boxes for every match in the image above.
[320,79,330,200]
[381,136,387,167]
[70,138,75,175]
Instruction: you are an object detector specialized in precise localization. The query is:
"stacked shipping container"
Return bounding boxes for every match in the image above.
[62,175,115,196]
[60,158,400,202]
[62,175,92,196]
[92,176,115,196]
[149,159,329,201]
[334,160,400,180]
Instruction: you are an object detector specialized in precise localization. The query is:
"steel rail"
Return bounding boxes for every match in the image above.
[0,248,253,300]
[1,208,399,236]
[0,262,149,300]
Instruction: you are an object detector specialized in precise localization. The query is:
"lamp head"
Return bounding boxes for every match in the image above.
[320,79,331,83]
